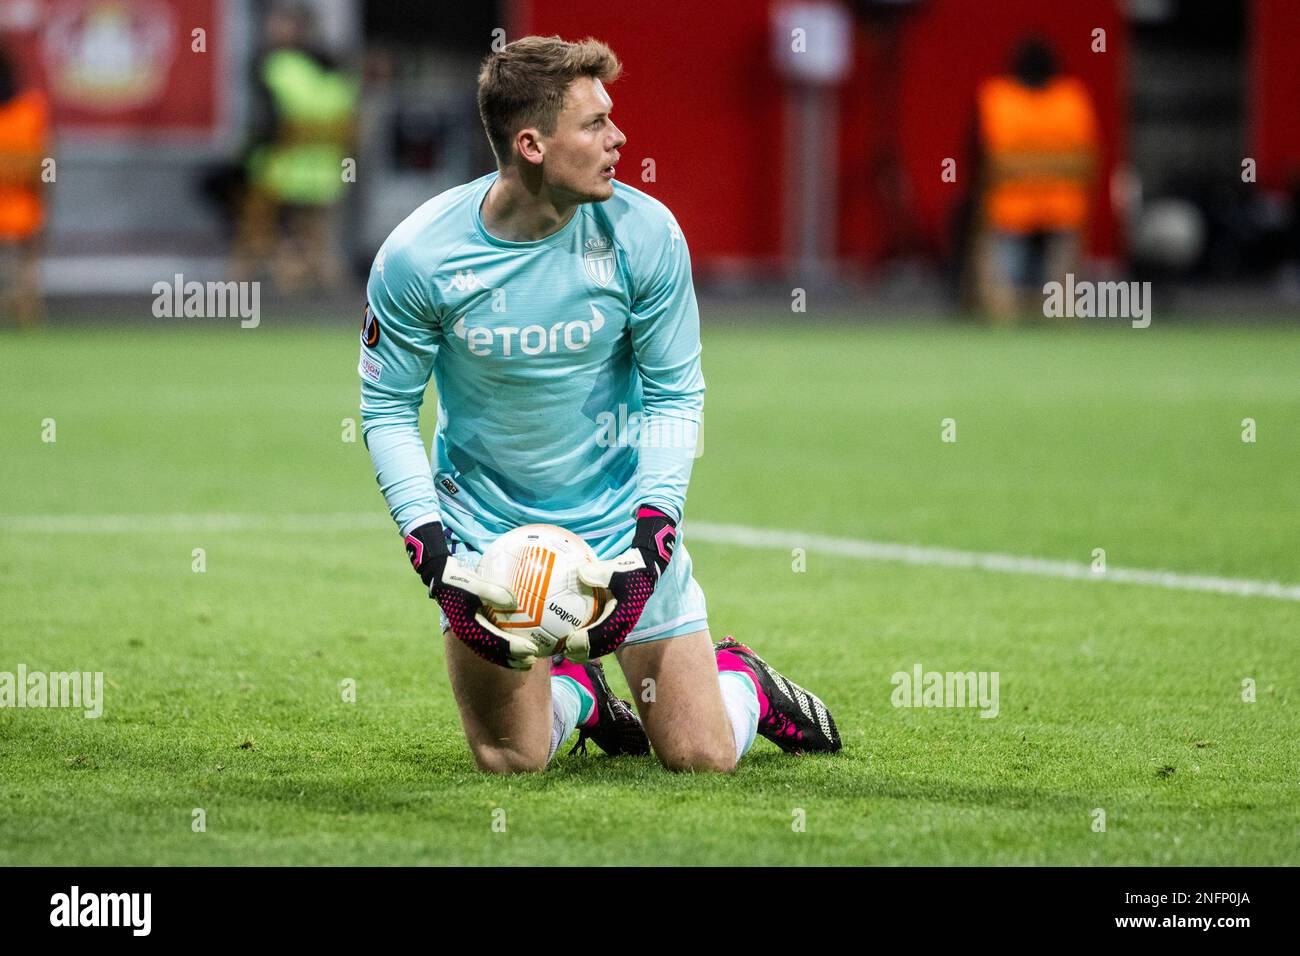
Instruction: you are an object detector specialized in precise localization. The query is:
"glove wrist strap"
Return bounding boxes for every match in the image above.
[404,521,449,587]
[633,507,677,575]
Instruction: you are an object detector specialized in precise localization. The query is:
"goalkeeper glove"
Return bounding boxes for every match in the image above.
[403,522,537,671]
[560,507,677,663]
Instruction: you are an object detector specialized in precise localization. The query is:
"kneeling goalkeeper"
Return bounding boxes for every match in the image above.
[359,35,840,773]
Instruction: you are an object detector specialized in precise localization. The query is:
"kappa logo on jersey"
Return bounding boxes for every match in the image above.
[583,235,617,287]
[360,303,380,347]
[453,303,607,356]
[446,269,486,293]
[668,219,682,246]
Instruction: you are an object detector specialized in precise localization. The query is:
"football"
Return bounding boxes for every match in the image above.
[478,524,610,656]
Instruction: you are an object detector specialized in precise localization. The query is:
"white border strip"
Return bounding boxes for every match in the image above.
[2,513,1298,603]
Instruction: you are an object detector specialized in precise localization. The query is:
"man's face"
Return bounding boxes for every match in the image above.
[537,76,626,203]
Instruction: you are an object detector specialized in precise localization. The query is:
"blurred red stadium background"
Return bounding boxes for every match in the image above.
[1,0,1296,299]
[522,0,1298,271]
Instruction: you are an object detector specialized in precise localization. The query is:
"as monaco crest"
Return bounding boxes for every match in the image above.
[583,236,616,287]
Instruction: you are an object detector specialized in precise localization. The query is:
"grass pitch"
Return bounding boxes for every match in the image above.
[1,318,1297,865]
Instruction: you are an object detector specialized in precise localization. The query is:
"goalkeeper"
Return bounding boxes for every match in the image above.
[360,35,840,773]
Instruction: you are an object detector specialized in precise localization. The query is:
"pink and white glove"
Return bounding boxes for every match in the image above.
[559,507,677,662]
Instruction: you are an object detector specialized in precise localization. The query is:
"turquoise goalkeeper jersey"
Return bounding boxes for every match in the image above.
[359,171,704,556]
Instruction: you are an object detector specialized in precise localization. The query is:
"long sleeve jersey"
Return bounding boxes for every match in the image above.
[359,171,704,556]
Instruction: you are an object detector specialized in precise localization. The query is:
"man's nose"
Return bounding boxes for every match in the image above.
[610,123,627,149]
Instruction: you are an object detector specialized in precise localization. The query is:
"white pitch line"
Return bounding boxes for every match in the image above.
[686,522,1300,603]
[2,513,1299,603]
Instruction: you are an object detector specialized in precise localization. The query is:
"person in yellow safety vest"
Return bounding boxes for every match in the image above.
[232,4,358,292]
[970,37,1100,322]
[0,44,49,327]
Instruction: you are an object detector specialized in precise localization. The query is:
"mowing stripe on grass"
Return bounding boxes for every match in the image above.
[3,512,1300,603]
[0,513,383,534]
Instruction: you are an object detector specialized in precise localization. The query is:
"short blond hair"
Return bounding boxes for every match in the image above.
[477,35,622,165]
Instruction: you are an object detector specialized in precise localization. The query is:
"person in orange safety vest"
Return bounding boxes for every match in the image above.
[0,44,49,327]
[969,37,1099,322]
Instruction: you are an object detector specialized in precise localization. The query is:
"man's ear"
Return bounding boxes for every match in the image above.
[515,128,545,166]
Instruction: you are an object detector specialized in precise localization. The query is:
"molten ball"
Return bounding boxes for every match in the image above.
[478,524,609,656]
